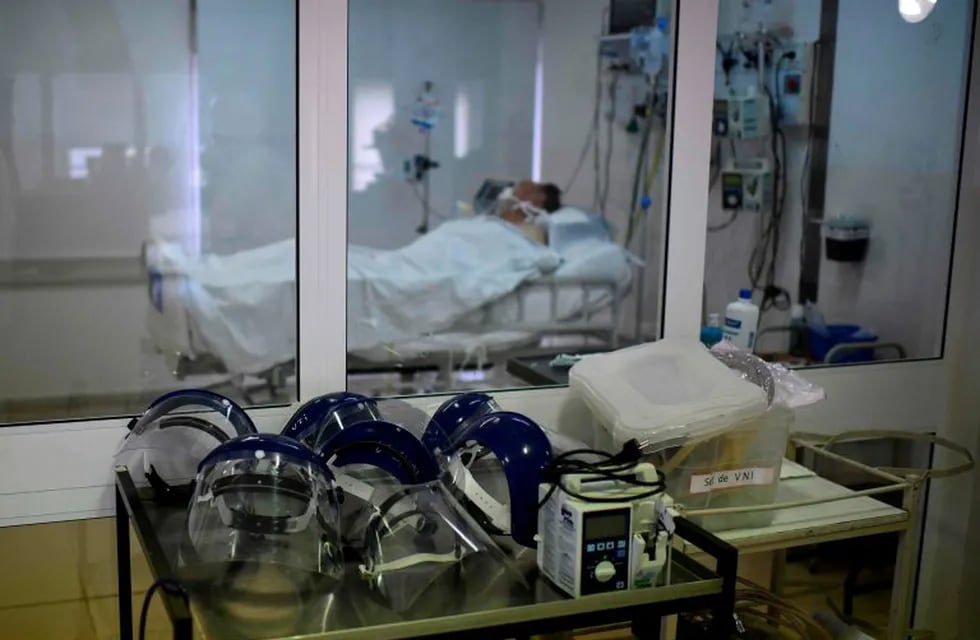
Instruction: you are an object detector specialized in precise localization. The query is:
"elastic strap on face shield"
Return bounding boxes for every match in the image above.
[361,486,442,557]
[359,506,459,579]
[446,456,511,535]
[209,474,320,536]
[143,416,234,506]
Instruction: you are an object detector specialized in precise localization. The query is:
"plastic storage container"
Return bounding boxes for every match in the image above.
[647,406,792,531]
[589,405,791,531]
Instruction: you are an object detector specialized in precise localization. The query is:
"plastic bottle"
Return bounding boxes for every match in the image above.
[723,288,760,350]
[700,313,724,348]
[630,17,668,77]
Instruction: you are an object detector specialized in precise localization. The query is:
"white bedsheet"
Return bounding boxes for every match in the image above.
[151,240,297,374]
[148,217,632,373]
[348,217,561,352]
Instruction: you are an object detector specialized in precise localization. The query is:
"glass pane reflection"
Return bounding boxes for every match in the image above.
[347,0,675,395]
[701,0,971,366]
[0,0,297,423]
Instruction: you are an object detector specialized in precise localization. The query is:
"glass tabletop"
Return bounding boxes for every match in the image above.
[119,471,725,640]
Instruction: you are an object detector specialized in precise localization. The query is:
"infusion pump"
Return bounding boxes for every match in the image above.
[722,157,772,212]
[537,463,673,598]
[714,86,770,139]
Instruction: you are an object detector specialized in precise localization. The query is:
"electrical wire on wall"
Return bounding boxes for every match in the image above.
[708,209,740,232]
[624,91,661,249]
[598,73,619,213]
[746,82,791,313]
[564,8,608,202]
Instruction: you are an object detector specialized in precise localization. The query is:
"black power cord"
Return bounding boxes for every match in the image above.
[538,440,666,509]
[747,82,791,315]
[139,577,190,640]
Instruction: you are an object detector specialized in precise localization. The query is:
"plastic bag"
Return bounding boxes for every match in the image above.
[711,341,825,409]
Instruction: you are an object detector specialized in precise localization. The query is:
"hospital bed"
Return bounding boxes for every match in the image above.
[142,240,296,402]
[142,210,637,391]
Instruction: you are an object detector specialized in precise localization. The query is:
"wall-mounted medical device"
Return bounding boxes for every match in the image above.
[537,463,672,598]
[721,158,772,211]
[773,42,813,126]
[716,86,770,139]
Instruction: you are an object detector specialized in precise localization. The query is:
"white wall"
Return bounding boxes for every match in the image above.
[818,0,970,360]
[704,0,971,361]
[539,0,669,338]
[347,0,538,250]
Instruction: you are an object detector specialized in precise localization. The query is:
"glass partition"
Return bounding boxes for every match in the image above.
[700,0,972,367]
[347,0,675,395]
[0,0,297,423]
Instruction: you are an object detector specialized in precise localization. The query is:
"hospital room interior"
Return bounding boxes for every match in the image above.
[2,0,980,639]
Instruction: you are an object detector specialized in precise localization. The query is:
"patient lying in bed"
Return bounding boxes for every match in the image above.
[147,183,627,371]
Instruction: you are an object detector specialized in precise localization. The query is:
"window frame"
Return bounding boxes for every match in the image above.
[1,0,976,535]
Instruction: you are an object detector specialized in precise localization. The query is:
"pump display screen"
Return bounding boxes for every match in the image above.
[584,513,629,540]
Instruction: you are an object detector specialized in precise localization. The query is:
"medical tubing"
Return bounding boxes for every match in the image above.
[625,101,654,247]
[735,577,834,640]
[138,577,190,640]
[599,73,619,213]
[537,440,666,509]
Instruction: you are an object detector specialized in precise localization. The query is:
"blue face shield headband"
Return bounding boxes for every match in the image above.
[441,411,554,548]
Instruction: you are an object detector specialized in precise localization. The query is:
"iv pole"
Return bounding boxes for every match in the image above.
[411,81,439,234]
[420,125,431,233]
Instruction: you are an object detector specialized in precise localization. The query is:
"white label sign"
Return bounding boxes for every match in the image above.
[689,467,776,495]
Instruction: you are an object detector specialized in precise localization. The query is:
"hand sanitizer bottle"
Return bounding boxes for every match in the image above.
[723,288,760,350]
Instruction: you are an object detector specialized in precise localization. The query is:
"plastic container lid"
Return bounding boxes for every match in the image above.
[569,338,768,453]
[739,288,752,300]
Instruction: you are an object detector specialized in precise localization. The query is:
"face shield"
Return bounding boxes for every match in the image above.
[358,481,528,616]
[442,411,553,548]
[318,400,449,543]
[280,392,378,450]
[185,434,343,583]
[114,390,257,504]
[423,392,500,454]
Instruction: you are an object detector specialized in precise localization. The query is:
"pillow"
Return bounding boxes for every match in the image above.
[547,207,613,255]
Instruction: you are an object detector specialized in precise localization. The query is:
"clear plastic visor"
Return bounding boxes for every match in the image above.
[359,481,526,614]
[114,401,251,491]
[187,451,343,580]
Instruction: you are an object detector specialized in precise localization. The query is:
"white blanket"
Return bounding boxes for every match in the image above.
[348,217,561,351]
[152,240,297,375]
[149,217,631,373]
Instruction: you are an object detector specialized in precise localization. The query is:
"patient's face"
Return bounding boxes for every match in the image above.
[501,180,546,225]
